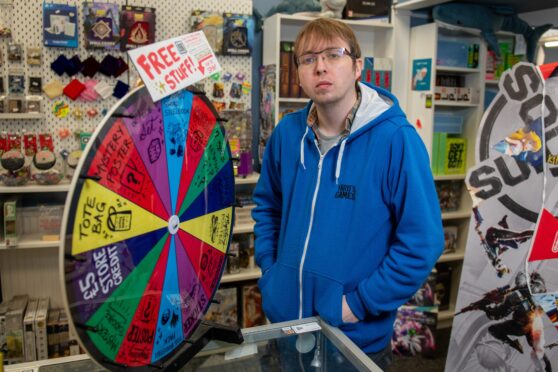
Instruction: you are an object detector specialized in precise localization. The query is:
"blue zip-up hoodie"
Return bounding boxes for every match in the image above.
[252,82,444,353]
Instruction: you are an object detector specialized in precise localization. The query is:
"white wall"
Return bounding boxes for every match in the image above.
[520,7,558,26]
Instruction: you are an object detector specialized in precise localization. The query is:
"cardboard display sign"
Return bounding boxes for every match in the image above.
[446,62,558,372]
[128,31,221,102]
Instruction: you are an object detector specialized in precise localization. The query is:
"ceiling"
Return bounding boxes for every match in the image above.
[395,0,558,14]
[461,0,557,14]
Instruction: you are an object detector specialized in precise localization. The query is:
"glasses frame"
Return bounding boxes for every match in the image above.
[296,47,354,68]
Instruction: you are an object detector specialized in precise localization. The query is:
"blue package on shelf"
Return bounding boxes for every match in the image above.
[437,39,469,68]
[434,113,463,134]
[484,88,498,110]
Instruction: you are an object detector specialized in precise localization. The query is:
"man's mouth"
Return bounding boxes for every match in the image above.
[316,81,332,88]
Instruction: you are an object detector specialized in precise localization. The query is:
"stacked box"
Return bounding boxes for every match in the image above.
[3,200,18,247]
[5,295,29,364]
[204,287,238,327]
[23,298,38,362]
[392,306,438,358]
[58,309,69,357]
[0,300,10,359]
[47,308,60,358]
[406,270,437,307]
[68,322,80,356]
[242,284,265,328]
[35,297,50,360]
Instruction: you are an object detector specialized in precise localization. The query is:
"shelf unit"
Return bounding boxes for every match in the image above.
[262,12,411,125]
[394,0,450,11]
[407,22,487,328]
[0,113,44,120]
[220,267,262,284]
[0,174,260,306]
[0,181,71,193]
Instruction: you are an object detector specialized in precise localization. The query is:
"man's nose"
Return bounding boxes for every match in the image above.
[315,55,327,73]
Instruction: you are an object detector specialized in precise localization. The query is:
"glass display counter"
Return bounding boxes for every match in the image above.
[4,317,381,372]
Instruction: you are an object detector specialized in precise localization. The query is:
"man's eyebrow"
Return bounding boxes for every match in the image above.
[299,46,337,55]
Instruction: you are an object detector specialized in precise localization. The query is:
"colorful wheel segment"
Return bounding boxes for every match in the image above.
[61,87,235,369]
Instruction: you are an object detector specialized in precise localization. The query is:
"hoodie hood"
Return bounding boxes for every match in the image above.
[300,82,406,183]
[351,82,394,135]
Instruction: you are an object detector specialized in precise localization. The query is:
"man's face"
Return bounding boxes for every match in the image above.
[296,37,362,107]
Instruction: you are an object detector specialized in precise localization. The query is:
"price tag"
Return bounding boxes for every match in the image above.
[292,321,322,334]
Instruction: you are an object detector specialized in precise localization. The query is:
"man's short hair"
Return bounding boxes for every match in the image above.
[293,18,362,68]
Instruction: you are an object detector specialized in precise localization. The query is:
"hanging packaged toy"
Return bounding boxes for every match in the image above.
[0,1,13,38]
[32,133,64,185]
[1,133,30,186]
[65,149,82,179]
[26,96,42,113]
[7,43,22,62]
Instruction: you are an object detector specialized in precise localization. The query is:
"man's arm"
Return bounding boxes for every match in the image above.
[252,131,283,274]
[346,125,445,319]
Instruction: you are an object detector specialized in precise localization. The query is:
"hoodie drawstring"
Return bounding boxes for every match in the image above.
[300,126,309,169]
[335,138,346,184]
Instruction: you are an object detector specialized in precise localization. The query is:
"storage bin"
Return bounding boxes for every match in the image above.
[434,113,463,134]
[437,39,469,68]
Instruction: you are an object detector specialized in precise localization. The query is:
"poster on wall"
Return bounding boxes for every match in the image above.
[43,3,78,48]
[445,62,558,371]
[411,58,431,91]
[83,2,120,50]
[222,13,254,56]
[120,5,156,50]
[191,10,224,55]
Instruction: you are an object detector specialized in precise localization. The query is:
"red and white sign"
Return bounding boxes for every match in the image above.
[528,208,558,262]
[128,31,221,102]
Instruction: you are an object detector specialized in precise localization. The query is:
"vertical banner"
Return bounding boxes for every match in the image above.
[446,63,558,371]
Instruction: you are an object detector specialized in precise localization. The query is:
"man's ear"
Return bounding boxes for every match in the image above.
[354,58,363,80]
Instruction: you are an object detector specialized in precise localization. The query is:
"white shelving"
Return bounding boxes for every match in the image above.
[234,173,260,185]
[0,235,59,250]
[221,267,262,284]
[233,221,256,235]
[0,113,44,120]
[0,181,71,193]
[437,66,480,74]
[394,0,450,11]
[434,101,480,108]
[438,251,465,263]
[438,306,456,329]
[442,210,472,220]
[407,22,486,325]
[434,174,465,181]
[278,97,309,104]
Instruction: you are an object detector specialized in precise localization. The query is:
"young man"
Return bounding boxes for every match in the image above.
[252,18,444,369]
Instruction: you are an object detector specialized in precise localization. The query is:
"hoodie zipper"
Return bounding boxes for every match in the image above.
[298,141,324,319]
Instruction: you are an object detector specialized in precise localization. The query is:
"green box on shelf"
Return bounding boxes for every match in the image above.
[444,137,467,175]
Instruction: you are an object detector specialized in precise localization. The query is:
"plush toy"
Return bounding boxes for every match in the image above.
[319,0,347,19]
[432,3,553,63]
[266,0,321,17]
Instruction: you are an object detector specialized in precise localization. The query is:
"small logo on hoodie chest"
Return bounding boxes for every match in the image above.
[335,184,356,200]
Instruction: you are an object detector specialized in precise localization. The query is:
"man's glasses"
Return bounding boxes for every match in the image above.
[296,47,354,67]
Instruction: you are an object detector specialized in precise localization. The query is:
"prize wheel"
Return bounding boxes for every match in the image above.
[60,86,235,370]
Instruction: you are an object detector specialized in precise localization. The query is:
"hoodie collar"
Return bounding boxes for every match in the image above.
[299,83,394,185]
[306,84,362,142]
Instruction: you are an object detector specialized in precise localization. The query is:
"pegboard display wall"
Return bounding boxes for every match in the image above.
[0,0,252,308]
[0,0,253,154]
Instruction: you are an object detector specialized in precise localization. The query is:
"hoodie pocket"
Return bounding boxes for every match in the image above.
[258,263,299,323]
[312,275,344,327]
